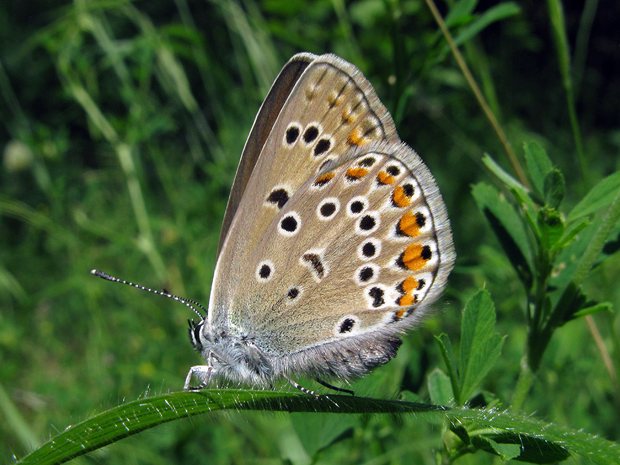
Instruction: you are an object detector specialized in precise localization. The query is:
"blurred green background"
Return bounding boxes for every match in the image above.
[1,0,618,463]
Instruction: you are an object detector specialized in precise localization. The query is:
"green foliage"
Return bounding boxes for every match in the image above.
[1,0,619,464]
[475,142,619,386]
[14,389,620,465]
[435,290,504,406]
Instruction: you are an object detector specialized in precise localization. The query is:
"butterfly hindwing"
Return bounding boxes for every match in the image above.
[230,141,455,356]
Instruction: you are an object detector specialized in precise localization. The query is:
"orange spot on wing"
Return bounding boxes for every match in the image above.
[346,167,369,179]
[314,172,335,186]
[401,276,419,294]
[398,211,421,237]
[377,171,396,185]
[397,295,415,308]
[394,308,408,320]
[401,243,430,271]
[347,127,365,146]
[392,186,411,207]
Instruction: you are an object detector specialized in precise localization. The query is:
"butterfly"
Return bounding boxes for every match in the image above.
[94,52,455,397]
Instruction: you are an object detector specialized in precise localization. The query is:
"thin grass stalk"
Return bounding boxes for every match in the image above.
[424,0,527,188]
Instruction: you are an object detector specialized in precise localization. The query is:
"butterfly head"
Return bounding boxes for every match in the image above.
[185,318,275,386]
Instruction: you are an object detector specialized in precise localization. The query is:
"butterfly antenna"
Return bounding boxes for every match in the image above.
[91,269,206,319]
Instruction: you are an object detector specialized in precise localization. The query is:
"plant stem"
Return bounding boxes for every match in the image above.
[424,0,527,188]
[511,356,535,412]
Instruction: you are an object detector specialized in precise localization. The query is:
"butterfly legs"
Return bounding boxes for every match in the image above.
[184,352,215,390]
[281,374,354,398]
[315,378,354,396]
[281,373,320,398]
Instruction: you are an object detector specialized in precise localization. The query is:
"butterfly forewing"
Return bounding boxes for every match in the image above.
[229,141,455,355]
[210,54,400,325]
[217,54,315,255]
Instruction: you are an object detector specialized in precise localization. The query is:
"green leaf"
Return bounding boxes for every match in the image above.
[482,154,539,230]
[550,219,598,292]
[551,190,620,305]
[435,333,459,401]
[483,438,522,461]
[450,3,521,48]
[290,412,357,458]
[473,433,571,463]
[472,183,533,287]
[16,390,448,465]
[552,218,589,253]
[428,368,454,406]
[458,290,504,402]
[568,171,620,222]
[482,155,525,191]
[524,141,554,197]
[445,0,478,27]
[571,301,613,319]
[543,169,566,209]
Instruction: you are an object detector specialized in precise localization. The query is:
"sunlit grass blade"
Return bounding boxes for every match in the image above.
[16,389,620,465]
[16,390,448,465]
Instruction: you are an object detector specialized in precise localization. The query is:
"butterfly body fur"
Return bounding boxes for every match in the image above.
[186,53,455,391]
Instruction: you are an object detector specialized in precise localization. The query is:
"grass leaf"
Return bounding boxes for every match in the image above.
[16,389,620,465]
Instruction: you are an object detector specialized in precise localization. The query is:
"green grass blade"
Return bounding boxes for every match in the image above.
[546,0,587,180]
[16,390,447,465]
[16,390,620,465]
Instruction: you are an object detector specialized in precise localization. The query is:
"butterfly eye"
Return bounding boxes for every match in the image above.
[188,320,204,350]
[313,172,336,188]
[392,183,415,208]
[358,156,376,167]
[335,315,360,335]
[397,244,433,271]
[368,286,386,308]
[363,242,375,256]
[300,251,327,282]
[350,201,364,213]
[377,165,402,185]
[396,211,427,238]
[339,318,355,333]
[386,166,401,176]
[345,166,369,182]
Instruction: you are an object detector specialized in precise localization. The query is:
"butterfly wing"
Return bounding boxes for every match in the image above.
[210,54,400,326]
[217,53,315,256]
[229,141,455,364]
